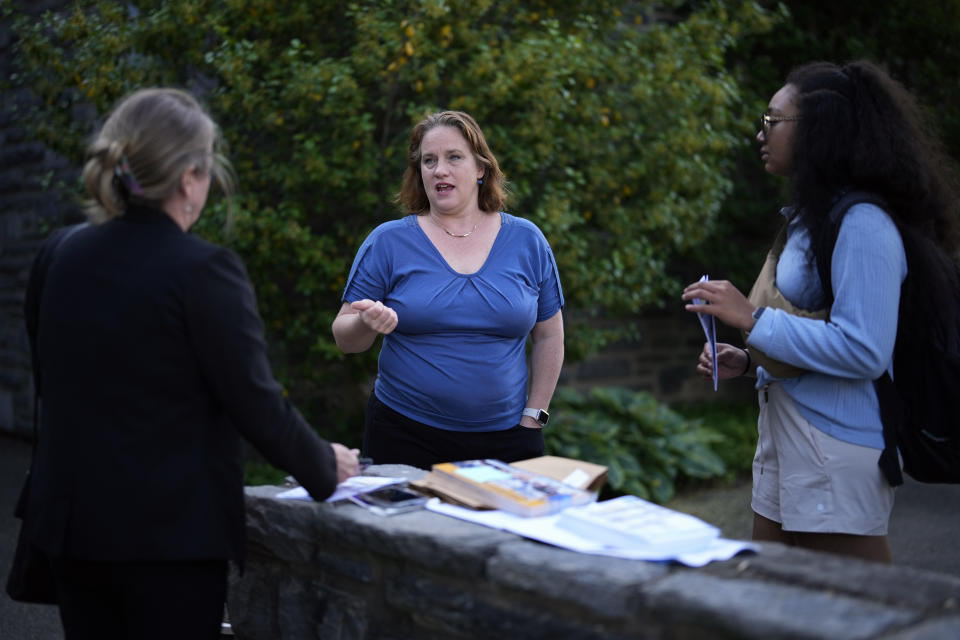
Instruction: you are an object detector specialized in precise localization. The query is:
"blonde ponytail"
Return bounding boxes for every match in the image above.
[81,88,233,223]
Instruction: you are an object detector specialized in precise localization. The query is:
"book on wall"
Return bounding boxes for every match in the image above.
[430,459,597,517]
[555,495,720,553]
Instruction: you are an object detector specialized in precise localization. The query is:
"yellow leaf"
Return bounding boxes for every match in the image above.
[405,41,414,57]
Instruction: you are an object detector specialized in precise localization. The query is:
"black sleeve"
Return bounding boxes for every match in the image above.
[184,246,339,500]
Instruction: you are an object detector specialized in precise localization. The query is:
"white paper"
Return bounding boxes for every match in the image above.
[556,495,720,553]
[276,476,406,503]
[561,468,591,489]
[426,498,756,567]
[694,274,718,391]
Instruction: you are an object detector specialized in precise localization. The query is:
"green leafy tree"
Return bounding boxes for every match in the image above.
[9,0,778,441]
[687,0,960,292]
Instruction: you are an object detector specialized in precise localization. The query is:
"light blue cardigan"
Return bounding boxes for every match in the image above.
[747,203,907,449]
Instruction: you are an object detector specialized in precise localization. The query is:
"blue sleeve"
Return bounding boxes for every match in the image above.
[342,227,388,304]
[748,204,907,379]
[531,223,565,322]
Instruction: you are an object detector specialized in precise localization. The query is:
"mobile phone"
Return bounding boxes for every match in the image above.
[349,487,428,516]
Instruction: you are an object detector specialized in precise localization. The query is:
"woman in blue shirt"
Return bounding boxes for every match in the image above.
[332,111,564,469]
[682,61,960,562]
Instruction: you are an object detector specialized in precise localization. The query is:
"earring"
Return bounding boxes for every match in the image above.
[185,204,193,216]
[477,178,484,185]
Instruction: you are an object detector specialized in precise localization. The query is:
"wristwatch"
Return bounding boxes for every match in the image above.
[522,407,550,427]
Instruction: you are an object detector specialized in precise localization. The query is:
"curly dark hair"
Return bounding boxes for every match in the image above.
[786,60,960,266]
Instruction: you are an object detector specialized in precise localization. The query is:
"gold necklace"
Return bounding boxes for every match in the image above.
[430,213,480,238]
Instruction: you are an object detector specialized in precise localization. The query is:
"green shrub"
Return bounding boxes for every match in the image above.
[243,461,288,487]
[7,0,779,437]
[673,400,758,482]
[546,387,726,503]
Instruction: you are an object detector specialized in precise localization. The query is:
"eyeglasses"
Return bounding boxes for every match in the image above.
[760,112,802,133]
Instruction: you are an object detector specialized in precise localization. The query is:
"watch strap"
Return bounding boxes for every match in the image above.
[521,407,549,426]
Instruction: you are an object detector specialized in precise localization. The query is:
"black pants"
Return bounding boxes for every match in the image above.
[52,557,227,640]
[363,392,545,470]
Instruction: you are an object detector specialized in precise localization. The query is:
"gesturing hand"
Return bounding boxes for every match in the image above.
[351,299,398,335]
[681,279,757,331]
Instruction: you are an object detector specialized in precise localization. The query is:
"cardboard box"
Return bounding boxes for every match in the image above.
[511,455,608,493]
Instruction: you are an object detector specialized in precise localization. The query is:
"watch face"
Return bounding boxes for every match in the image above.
[524,408,549,426]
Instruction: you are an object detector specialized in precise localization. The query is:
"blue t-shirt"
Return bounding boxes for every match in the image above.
[342,212,564,432]
[748,203,907,449]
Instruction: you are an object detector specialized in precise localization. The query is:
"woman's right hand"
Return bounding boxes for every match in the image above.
[698,342,751,379]
[351,299,398,335]
[331,443,360,483]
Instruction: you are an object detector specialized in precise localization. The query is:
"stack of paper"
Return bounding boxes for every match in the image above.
[555,495,720,554]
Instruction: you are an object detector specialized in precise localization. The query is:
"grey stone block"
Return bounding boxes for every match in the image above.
[244,489,513,577]
[385,571,634,640]
[643,572,917,640]
[487,539,667,618]
[709,543,960,610]
[881,613,960,639]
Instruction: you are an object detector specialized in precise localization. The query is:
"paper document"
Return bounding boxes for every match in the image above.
[555,495,719,553]
[276,475,406,502]
[426,499,755,567]
[694,274,718,390]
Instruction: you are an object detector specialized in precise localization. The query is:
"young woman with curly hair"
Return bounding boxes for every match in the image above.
[682,60,960,563]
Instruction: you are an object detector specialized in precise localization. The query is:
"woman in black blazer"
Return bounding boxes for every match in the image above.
[23,88,359,639]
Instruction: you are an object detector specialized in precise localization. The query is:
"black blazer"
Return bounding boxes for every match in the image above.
[24,204,338,563]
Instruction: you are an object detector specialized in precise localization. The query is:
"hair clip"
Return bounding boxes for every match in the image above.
[114,155,144,196]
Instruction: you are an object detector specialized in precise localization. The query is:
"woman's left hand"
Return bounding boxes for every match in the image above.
[681,279,757,331]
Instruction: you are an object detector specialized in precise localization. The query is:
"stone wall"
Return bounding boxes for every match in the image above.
[228,468,960,640]
[0,0,83,439]
[560,313,754,406]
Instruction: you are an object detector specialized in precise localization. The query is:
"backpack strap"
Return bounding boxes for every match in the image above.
[814,190,888,308]
[875,373,904,486]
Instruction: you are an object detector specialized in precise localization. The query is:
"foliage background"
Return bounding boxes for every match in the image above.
[6,0,960,495]
[689,0,960,289]
[6,0,777,445]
